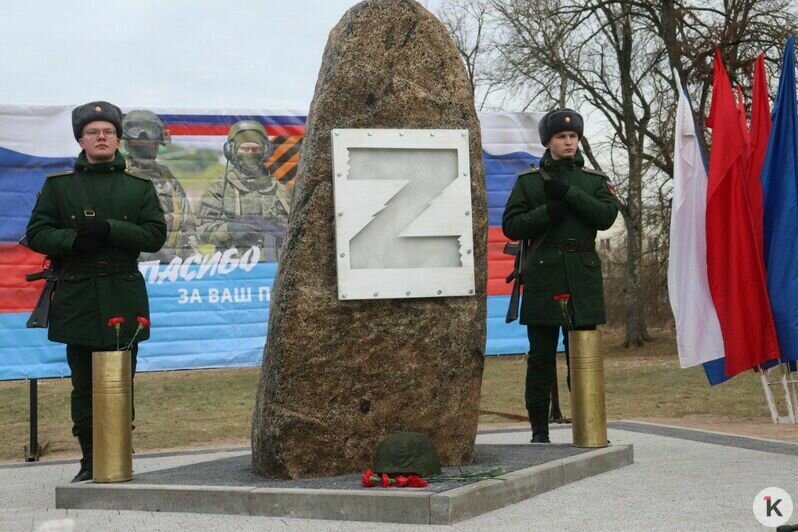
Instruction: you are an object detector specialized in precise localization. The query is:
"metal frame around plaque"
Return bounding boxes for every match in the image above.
[331,128,475,301]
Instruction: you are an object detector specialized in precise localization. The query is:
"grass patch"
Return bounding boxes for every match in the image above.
[0,331,772,462]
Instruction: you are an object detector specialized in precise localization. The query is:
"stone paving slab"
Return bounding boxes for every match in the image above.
[104,443,590,491]
[55,444,633,524]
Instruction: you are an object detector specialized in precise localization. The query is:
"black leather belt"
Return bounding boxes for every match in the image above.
[63,260,139,276]
[541,239,596,253]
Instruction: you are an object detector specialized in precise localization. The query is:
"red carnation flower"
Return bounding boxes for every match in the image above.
[406,475,429,488]
[136,316,151,328]
[107,316,125,350]
[381,473,391,488]
[553,293,573,329]
[395,475,409,487]
[361,469,377,487]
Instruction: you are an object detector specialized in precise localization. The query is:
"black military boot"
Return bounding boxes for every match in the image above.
[529,409,551,444]
[71,434,93,482]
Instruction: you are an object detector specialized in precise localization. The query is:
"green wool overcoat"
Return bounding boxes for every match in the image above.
[502,150,619,327]
[26,151,167,347]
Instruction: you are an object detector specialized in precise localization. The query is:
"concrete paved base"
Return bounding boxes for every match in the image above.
[56,444,633,524]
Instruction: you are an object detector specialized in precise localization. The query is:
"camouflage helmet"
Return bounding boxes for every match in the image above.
[228,120,268,146]
[224,120,274,169]
[373,432,442,476]
[122,110,166,142]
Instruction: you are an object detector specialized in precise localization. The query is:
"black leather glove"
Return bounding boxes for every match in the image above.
[546,199,568,224]
[544,179,570,200]
[77,219,110,242]
[226,221,263,242]
[72,233,100,253]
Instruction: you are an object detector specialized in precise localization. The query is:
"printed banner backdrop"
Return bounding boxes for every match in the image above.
[0,106,542,381]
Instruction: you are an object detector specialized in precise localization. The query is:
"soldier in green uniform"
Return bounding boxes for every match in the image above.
[26,102,167,481]
[195,120,291,262]
[122,109,196,261]
[502,108,618,443]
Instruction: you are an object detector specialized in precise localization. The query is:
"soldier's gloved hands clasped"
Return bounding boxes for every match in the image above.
[546,199,568,224]
[225,221,262,242]
[78,219,110,242]
[544,179,570,200]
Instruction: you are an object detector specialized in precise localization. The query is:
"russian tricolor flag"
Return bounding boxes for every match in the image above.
[669,47,795,385]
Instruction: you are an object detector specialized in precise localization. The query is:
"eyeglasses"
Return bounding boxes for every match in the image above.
[83,128,117,139]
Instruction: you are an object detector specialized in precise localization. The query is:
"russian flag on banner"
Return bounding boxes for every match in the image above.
[481,112,545,354]
[0,106,75,315]
[0,106,546,381]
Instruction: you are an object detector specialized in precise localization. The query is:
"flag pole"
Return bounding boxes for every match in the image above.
[778,364,797,423]
[759,365,780,423]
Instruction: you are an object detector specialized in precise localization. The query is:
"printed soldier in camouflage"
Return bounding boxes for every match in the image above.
[196,120,291,262]
[122,110,196,261]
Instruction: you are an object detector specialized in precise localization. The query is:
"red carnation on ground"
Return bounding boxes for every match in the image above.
[360,470,430,488]
[406,475,429,488]
[361,469,378,487]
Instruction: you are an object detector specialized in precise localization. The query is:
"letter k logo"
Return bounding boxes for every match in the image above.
[754,487,792,527]
[765,495,783,517]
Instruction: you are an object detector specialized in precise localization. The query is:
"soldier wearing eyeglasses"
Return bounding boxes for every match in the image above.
[25,101,167,482]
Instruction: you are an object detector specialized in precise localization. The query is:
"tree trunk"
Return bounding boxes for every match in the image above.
[622,188,649,347]
[619,5,651,347]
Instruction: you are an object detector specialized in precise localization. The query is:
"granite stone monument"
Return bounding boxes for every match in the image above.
[251,0,487,479]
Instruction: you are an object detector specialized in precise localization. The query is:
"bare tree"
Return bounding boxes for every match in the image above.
[491,0,670,346]
[438,0,797,346]
[435,0,503,110]
[639,0,795,144]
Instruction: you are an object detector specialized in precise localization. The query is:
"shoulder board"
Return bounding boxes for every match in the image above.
[124,168,151,181]
[582,167,608,178]
[517,168,540,178]
[46,170,75,179]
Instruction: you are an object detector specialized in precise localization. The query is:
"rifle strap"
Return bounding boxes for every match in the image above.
[71,173,95,219]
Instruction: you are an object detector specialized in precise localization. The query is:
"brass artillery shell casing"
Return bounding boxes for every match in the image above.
[92,350,133,482]
[568,330,608,448]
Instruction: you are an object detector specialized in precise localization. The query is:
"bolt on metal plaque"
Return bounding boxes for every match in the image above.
[331,128,476,300]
